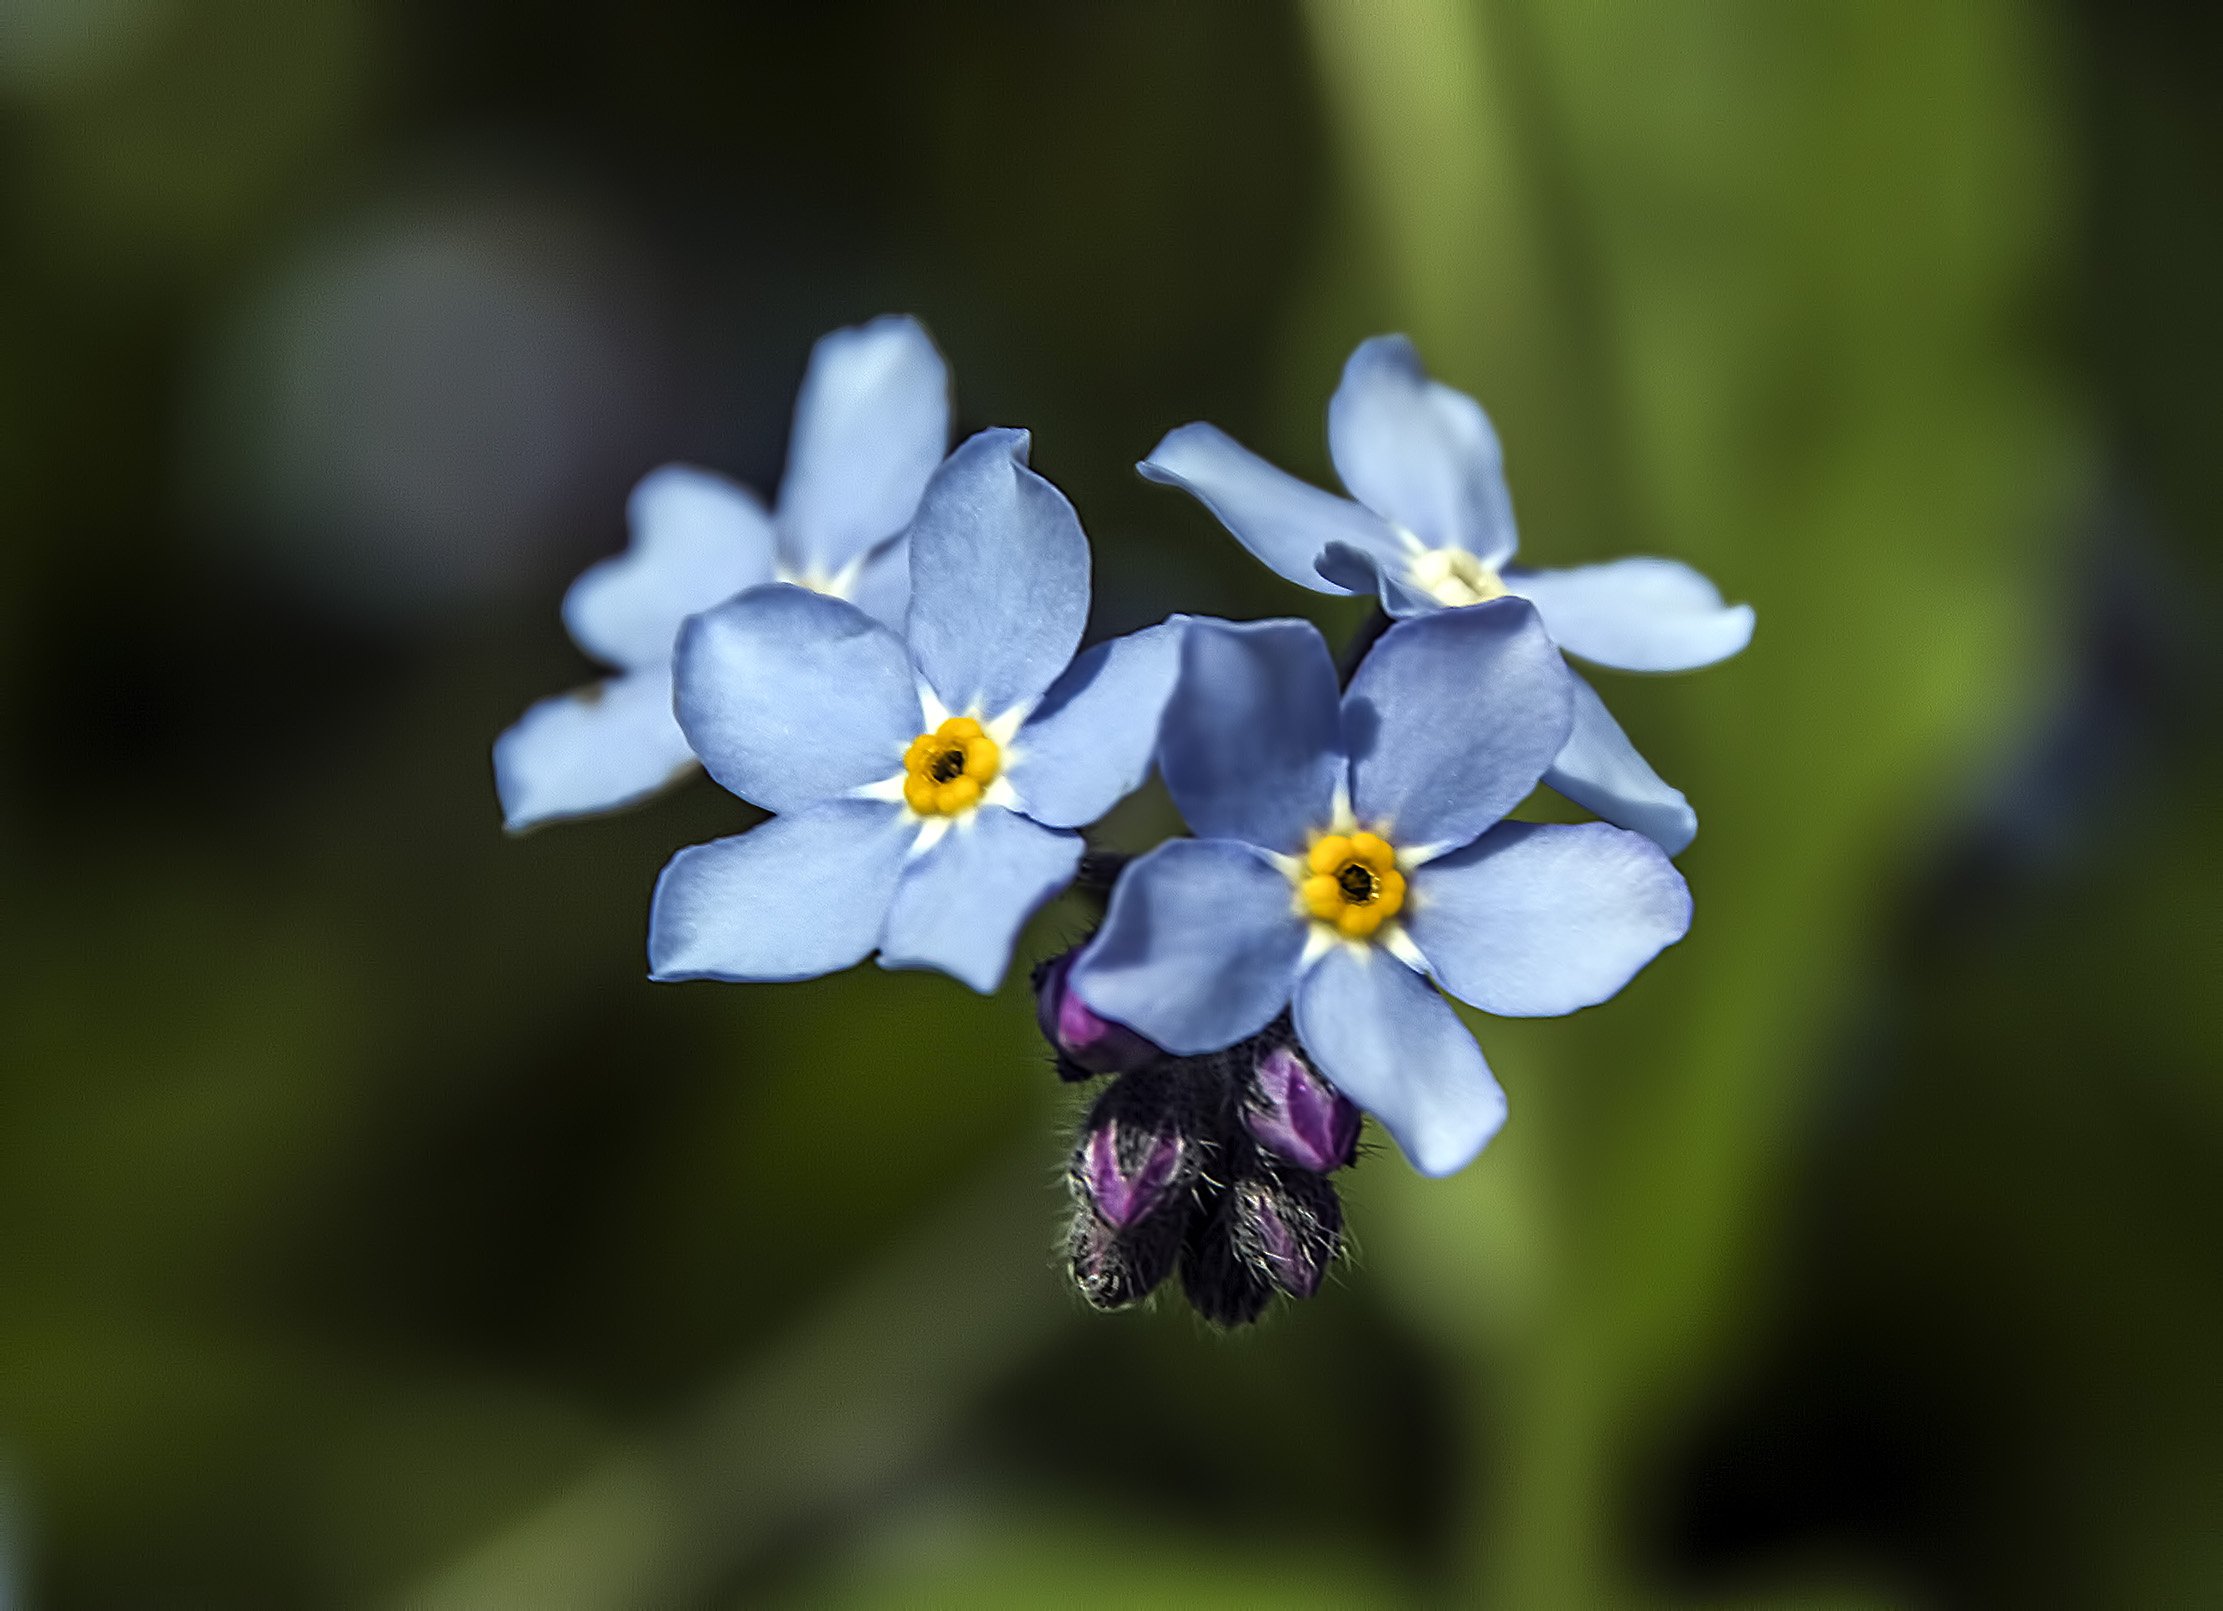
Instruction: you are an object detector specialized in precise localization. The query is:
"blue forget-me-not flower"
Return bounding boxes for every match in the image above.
[1068,603,1691,1177]
[647,428,1184,994]
[493,314,950,830]
[1138,334,1753,854]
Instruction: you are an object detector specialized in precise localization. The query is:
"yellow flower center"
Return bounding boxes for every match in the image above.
[1408,546,1507,608]
[902,716,1001,816]
[1298,830,1407,941]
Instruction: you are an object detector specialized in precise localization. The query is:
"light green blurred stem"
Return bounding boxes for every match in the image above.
[394,1147,1073,1610]
[1304,0,2064,1604]
[1303,2,1619,1598]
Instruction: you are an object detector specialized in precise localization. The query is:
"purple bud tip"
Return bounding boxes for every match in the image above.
[1242,1045,1360,1174]
[1237,1182,1330,1299]
[1037,951,1159,1075]
[1081,1120,1184,1231]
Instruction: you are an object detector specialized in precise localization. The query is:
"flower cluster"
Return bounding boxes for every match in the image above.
[496,317,1751,1327]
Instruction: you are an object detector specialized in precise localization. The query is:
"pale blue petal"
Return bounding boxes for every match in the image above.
[1068,839,1304,1056]
[775,315,950,576]
[1327,336,1518,565]
[672,586,921,813]
[1343,601,1573,851]
[493,668,697,831]
[844,531,911,632]
[1510,557,1754,672]
[1006,618,1187,829]
[1293,946,1506,1178]
[1543,672,1698,855]
[1159,617,1344,854]
[877,806,1084,993]
[564,466,776,670]
[1406,821,1691,1017]
[1316,540,1445,619]
[905,428,1090,718]
[647,800,915,983]
[1137,422,1394,593]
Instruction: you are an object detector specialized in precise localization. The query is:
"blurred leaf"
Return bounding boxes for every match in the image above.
[774,1505,1405,1611]
[397,1148,1074,1610]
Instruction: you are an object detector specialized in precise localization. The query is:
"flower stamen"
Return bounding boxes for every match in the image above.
[903,716,1001,816]
[1297,830,1407,941]
[1408,547,1506,608]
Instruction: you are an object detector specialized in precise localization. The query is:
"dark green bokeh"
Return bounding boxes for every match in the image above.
[1,2,2216,1605]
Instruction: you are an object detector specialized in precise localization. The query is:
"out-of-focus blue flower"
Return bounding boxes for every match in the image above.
[1139,334,1753,854]
[647,429,1186,994]
[1069,606,1691,1176]
[493,315,950,830]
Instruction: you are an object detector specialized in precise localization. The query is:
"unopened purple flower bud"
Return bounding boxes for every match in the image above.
[1179,1188,1276,1328]
[1232,1171,1343,1300]
[1035,950,1158,1077]
[1242,1045,1360,1173]
[1068,1205,1181,1310]
[1076,1119,1185,1231]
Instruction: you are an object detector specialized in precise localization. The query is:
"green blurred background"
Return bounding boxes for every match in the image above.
[3,1,2218,1605]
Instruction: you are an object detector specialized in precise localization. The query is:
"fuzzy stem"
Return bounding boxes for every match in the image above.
[1074,847,1132,897]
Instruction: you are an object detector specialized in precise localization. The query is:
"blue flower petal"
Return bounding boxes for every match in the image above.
[1006,618,1187,829]
[905,428,1090,719]
[1327,336,1518,565]
[1316,540,1445,619]
[1293,946,1507,1177]
[1160,618,1344,854]
[672,586,921,813]
[1406,820,1691,1017]
[844,531,911,632]
[1068,838,1305,1056]
[775,315,950,577]
[493,668,699,831]
[877,806,1084,993]
[1543,672,1699,855]
[1342,601,1573,853]
[563,466,776,670]
[1510,557,1754,672]
[648,799,916,982]
[1137,422,1394,593]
